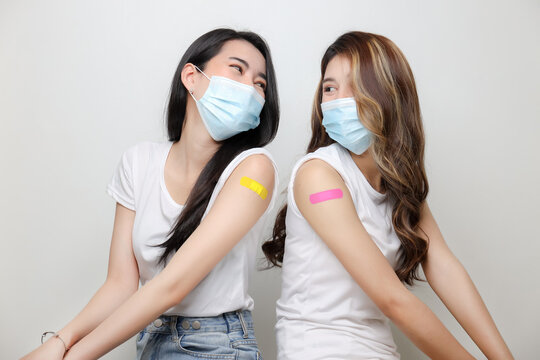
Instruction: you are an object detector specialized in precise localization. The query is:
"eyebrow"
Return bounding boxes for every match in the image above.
[229,56,267,81]
[322,77,336,84]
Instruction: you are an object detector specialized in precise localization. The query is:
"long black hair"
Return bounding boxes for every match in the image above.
[157,28,279,265]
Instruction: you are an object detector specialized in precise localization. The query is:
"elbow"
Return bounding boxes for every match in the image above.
[151,258,211,308]
[106,276,139,296]
[134,276,185,312]
[377,289,413,321]
[155,275,190,309]
[166,285,185,308]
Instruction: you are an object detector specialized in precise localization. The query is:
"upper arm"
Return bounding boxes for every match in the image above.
[106,203,139,291]
[293,159,408,313]
[158,154,275,299]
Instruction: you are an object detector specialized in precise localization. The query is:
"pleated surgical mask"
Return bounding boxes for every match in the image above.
[321,97,372,155]
[189,65,265,141]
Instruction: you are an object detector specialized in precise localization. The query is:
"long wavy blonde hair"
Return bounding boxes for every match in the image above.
[263,31,429,285]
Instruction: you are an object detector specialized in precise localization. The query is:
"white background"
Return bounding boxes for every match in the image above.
[1,0,539,359]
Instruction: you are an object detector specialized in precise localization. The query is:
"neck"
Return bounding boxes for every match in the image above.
[169,101,220,180]
[349,150,383,193]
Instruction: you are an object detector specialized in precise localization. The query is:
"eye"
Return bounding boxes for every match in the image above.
[255,81,267,91]
[323,86,337,93]
[230,64,243,74]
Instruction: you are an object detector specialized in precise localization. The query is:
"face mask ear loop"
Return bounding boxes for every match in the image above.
[193,64,211,80]
[188,88,197,102]
[189,64,211,103]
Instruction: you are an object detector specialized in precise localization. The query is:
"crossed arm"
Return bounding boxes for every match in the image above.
[293,159,512,359]
[21,154,275,360]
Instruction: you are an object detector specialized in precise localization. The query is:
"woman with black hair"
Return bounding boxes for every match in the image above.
[22,28,279,360]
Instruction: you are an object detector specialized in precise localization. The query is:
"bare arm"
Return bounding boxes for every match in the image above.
[420,203,513,359]
[62,154,275,360]
[21,203,140,359]
[293,159,474,360]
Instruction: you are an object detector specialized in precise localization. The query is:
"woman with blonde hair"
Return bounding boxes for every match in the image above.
[263,31,513,359]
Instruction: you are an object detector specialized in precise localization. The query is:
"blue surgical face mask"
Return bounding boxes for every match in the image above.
[189,65,265,141]
[321,97,372,155]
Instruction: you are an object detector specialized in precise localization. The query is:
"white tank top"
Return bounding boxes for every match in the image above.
[107,141,279,316]
[276,143,402,360]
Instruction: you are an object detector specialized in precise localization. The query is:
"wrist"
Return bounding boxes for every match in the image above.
[51,336,68,355]
[56,329,75,350]
[41,331,70,353]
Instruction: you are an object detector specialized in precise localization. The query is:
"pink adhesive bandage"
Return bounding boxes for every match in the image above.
[309,188,343,204]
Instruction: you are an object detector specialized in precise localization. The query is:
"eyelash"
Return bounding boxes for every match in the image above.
[231,64,243,74]
[231,64,266,90]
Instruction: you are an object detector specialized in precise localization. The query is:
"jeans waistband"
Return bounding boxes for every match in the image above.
[144,310,253,338]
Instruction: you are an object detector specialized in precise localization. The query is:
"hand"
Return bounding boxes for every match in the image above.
[20,337,66,360]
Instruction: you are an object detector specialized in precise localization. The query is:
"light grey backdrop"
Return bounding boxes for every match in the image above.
[1,0,538,359]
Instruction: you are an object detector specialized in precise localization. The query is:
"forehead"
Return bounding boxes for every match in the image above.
[324,54,351,79]
[214,39,266,72]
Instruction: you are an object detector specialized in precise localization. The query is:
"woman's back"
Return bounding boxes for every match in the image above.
[276,143,401,359]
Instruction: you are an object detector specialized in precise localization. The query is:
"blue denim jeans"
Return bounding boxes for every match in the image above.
[135,310,262,360]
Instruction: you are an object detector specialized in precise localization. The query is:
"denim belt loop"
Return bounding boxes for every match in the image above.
[236,310,249,339]
[170,316,179,340]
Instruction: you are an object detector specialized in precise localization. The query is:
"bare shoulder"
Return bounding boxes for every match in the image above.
[295,158,345,195]
[234,153,275,178]
[294,158,352,219]
[221,153,276,204]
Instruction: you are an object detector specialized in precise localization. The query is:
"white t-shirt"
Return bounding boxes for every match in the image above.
[107,141,279,317]
[276,143,402,360]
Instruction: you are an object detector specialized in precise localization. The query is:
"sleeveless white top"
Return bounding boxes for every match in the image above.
[276,143,402,359]
[107,141,279,317]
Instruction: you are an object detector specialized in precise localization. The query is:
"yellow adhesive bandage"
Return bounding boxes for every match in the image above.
[240,176,268,200]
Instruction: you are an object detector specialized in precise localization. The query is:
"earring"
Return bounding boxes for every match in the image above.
[189,89,194,95]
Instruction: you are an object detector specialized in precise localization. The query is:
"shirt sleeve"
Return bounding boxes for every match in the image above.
[107,146,137,211]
